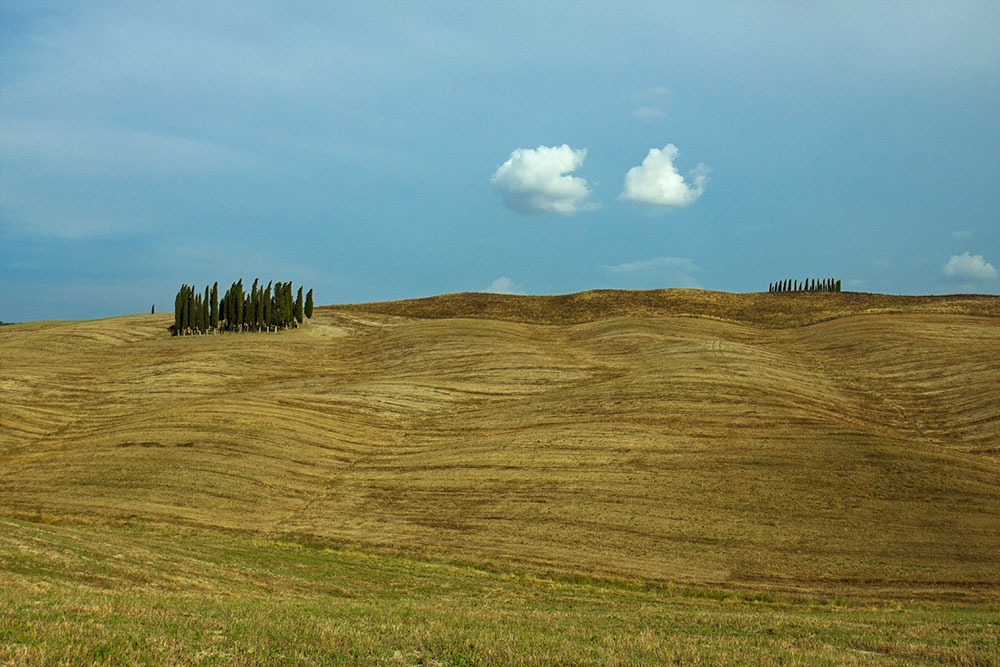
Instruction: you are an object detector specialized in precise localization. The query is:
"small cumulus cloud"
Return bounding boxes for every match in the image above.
[620,144,709,207]
[603,256,700,286]
[491,145,592,215]
[484,277,523,294]
[941,252,998,281]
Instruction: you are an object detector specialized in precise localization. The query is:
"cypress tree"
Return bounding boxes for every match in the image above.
[202,290,209,331]
[181,285,190,334]
[305,288,313,319]
[269,284,277,329]
[252,285,259,331]
[264,282,272,331]
[294,286,304,325]
[251,279,260,331]
[203,285,210,331]
[210,282,219,331]
[186,284,195,333]
[173,287,182,334]
[191,292,198,333]
[283,282,290,327]
[235,280,244,331]
[228,282,237,330]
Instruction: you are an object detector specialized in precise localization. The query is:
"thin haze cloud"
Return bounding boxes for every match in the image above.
[633,106,665,121]
[602,256,701,287]
[484,277,523,294]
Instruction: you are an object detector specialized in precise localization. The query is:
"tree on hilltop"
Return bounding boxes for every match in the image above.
[172,278,314,336]
[210,282,219,331]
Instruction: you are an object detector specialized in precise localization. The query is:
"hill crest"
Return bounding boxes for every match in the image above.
[337,288,999,328]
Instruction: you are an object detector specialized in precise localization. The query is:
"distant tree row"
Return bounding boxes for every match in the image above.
[769,278,841,293]
[172,280,313,335]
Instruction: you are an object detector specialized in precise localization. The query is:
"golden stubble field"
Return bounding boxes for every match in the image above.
[2,289,998,602]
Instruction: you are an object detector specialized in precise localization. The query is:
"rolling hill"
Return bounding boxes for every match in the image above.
[2,289,999,605]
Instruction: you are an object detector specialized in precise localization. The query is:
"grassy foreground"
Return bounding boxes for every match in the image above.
[2,517,997,666]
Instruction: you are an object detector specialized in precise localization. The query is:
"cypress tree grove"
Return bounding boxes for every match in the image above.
[170,278,315,337]
[769,277,842,294]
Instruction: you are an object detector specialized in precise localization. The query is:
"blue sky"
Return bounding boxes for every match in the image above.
[1,1,998,321]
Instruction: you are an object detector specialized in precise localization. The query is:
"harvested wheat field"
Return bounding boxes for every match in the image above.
[2,289,1000,663]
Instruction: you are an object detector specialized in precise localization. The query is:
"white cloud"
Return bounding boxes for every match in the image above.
[633,105,665,120]
[941,252,998,281]
[484,277,523,294]
[620,144,709,207]
[602,256,700,287]
[491,144,592,214]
